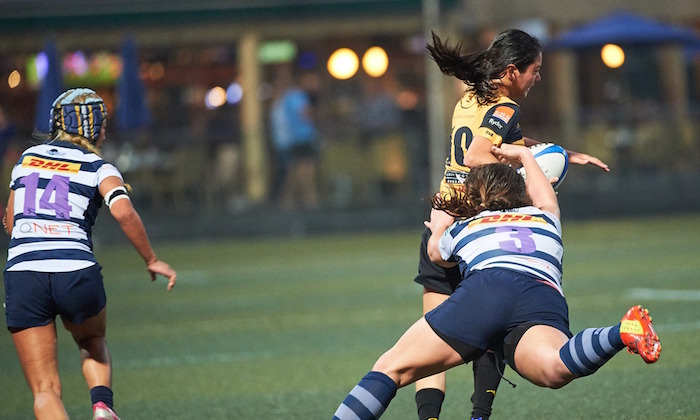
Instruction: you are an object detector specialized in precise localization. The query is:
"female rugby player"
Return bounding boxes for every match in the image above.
[3,88,176,420]
[414,29,610,420]
[332,144,659,420]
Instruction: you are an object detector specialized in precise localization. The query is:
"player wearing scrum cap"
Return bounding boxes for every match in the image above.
[3,88,176,420]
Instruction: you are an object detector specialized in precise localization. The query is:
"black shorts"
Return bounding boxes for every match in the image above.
[4,264,106,329]
[413,227,462,295]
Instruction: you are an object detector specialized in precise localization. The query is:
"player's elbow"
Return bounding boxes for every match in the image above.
[110,200,139,224]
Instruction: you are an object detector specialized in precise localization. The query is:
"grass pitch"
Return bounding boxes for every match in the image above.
[1,214,699,419]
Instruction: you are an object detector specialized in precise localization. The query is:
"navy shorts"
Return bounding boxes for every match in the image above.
[413,227,462,295]
[425,268,571,353]
[4,264,106,329]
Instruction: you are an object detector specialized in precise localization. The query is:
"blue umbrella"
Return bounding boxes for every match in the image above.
[547,11,700,49]
[33,39,63,132]
[115,37,151,131]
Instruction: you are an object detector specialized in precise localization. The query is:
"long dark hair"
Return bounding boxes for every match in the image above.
[426,29,542,105]
[431,163,532,218]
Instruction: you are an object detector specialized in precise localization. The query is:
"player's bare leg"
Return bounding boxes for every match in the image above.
[11,322,69,420]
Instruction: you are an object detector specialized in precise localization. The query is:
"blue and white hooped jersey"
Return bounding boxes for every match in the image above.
[439,206,564,295]
[5,140,122,272]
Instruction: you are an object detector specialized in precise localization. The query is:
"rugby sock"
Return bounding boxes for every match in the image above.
[90,385,114,409]
[559,325,625,376]
[470,352,505,420]
[333,371,397,420]
[415,388,444,420]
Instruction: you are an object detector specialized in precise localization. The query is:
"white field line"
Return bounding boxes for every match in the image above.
[626,288,700,301]
[654,320,700,333]
[119,350,278,369]
[625,288,700,333]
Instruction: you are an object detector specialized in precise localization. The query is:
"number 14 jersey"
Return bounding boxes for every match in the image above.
[6,141,123,272]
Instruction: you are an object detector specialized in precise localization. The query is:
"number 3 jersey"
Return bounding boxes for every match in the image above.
[5,141,123,272]
[438,206,564,296]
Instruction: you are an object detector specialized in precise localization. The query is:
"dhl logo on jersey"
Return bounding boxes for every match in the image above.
[22,156,80,173]
[468,213,547,227]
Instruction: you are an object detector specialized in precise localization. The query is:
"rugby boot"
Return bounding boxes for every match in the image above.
[620,305,661,363]
[93,402,121,420]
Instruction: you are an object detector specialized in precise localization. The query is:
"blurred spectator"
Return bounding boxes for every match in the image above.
[357,76,406,202]
[269,65,320,210]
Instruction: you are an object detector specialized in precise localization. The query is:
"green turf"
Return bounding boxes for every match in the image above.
[1,214,699,419]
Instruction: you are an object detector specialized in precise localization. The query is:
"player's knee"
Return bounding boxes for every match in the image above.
[503,322,574,389]
[534,364,573,389]
[371,351,412,388]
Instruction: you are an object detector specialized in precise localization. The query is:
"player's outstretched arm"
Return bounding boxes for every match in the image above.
[523,136,610,171]
[99,176,177,290]
[566,150,609,171]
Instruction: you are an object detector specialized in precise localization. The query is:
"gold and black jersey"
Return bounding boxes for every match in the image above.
[441,93,525,194]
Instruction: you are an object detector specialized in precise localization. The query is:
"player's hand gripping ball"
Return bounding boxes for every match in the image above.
[517,143,569,189]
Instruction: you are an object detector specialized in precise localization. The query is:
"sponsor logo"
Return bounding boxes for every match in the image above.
[488,117,504,129]
[19,221,75,235]
[445,170,468,184]
[492,106,514,123]
[469,213,547,227]
[22,156,80,173]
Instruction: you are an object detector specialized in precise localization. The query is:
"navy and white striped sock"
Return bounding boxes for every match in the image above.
[333,371,397,420]
[559,325,625,376]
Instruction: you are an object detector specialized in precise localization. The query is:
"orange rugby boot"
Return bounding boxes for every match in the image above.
[620,305,661,364]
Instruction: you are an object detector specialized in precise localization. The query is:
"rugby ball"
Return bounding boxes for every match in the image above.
[517,143,569,189]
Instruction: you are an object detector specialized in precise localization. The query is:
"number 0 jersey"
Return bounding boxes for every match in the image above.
[438,206,564,295]
[441,93,525,195]
[6,141,123,272]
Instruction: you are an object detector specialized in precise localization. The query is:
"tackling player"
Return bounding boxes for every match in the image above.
[332,144,660,420]
[414,29,609,420]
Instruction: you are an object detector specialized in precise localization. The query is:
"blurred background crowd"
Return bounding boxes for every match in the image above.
[0,0,699,241]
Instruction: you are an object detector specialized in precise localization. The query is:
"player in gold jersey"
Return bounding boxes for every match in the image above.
[413,29,610,420]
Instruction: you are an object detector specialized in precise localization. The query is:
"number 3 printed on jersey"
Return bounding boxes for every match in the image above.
[20,172,72,220]
[496,226,536,254]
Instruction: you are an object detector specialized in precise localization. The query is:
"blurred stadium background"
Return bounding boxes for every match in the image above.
[0,0,699,240]
[1,2,700,419]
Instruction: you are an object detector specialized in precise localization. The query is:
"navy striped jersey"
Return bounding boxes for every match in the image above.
[438,206,564,295]
[5,140,122,272]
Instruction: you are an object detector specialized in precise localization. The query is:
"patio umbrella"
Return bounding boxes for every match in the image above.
[547,11,700,49]
[33,39,63,132]
[115,37,151,131]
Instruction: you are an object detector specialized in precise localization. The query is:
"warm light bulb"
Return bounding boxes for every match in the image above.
[362,46,389,78]
[601,44,625,69]
[327,48,359,80]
